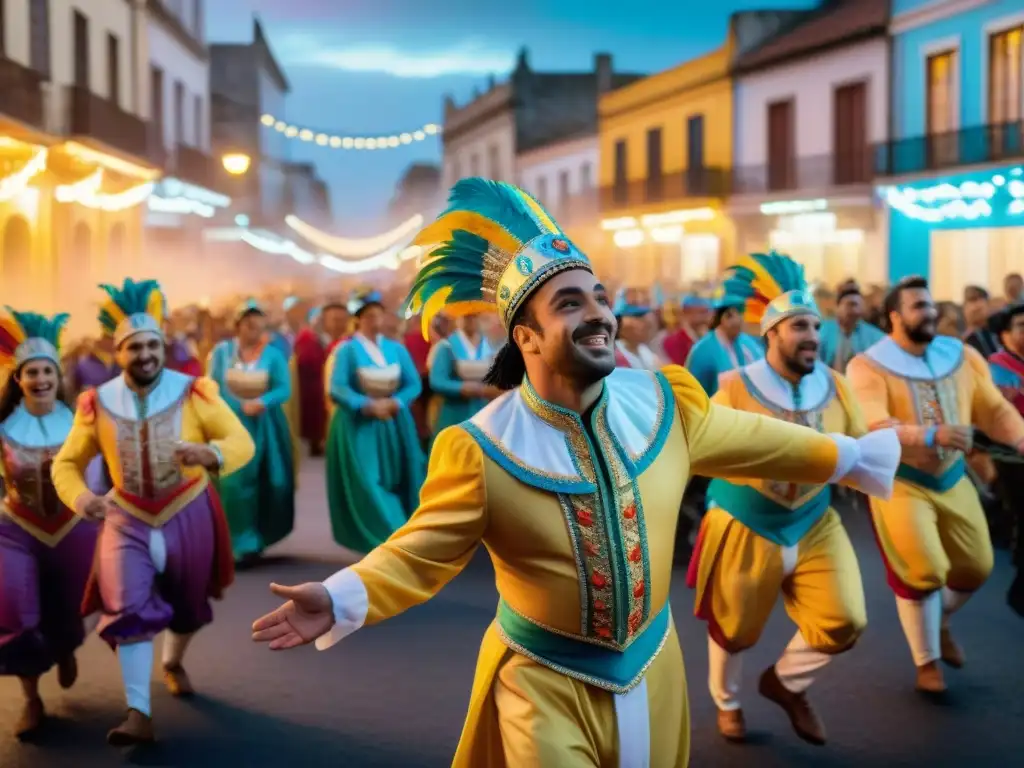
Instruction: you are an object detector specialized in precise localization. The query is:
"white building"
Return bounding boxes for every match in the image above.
[729,0,891,287]
[517,134,597,221]
[442,81,516,190]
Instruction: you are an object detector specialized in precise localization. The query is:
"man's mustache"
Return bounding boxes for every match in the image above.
[573,322,614,342]
[797,343,818,352]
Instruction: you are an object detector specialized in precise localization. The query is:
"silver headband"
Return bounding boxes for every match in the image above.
[114,313,164,347]
[14,338,60,369]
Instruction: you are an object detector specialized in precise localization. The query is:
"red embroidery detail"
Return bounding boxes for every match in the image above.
[576,508,593,527]
[633,579,645,599]
[591,571,608,589]
[593,599,607,612]
[551,238,569,253]
[622,504,636,520]
[596,626,612,639]
[584,540,599,557]
[628,610,643,635]
[628,544,642,563]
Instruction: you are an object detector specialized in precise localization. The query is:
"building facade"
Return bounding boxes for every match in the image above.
[0,0,163,337]
[597,40,734,288]
[881,0,1024,300]
[729,0,891,288]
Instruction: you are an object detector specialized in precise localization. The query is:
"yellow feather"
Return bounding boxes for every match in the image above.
[518,192,560,234]
[147,290,165,324]
[420,287,454,339]
[413,211,523,256]
[103,301,127,327]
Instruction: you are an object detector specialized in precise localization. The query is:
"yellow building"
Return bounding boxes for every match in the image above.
[597,40,736,290]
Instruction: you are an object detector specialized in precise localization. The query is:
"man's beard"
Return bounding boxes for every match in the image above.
[556,321,616,386]
[906,320,936,344]
[782,343,818,377]
[127,360,162,388]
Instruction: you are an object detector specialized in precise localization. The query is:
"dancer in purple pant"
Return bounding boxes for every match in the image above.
[0,308,99,738]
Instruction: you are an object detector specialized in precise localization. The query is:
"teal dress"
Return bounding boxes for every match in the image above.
[818,318,884,373]
[685,330,764,396]
[208,339,295,561]
[428,331,495,447]
[326,333,426,552]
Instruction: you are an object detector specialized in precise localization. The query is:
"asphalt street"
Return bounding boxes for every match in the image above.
[2,458,1022,767]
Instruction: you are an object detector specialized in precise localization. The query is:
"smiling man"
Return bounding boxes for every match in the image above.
[689,253,889,747]
[52,279,255,747]
[253,180,898,768]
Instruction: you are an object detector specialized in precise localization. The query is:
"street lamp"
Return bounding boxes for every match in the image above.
[221,153,251,176]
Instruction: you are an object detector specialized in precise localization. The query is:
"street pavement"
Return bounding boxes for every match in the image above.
[2,457,1023,767]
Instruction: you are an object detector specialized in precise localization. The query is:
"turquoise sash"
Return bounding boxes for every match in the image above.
[896,458,965,493]
[495,600,670,693]
[707,479,831,547]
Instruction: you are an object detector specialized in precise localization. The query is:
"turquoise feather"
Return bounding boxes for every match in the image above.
[4,307,69,348]
[440,178,550,245]
[97,278,163,334]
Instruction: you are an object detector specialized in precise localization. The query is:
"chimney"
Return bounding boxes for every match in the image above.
[443,95,455,115]
[516,46,529,72]
[595,53,612,93]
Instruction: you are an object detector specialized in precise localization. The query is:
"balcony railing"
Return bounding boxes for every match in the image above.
[174,143,218,189]
[875,122,1024,177]
[600,167,730,212]
[0,56,45,128]
[66,85,151,162]
[731,152,872,195]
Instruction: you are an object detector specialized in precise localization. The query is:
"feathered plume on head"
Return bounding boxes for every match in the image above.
[720,251,819,334]
[347,287,384,317]
[97,278,167,347]
[0,308,70,370]
[404,178,591,338]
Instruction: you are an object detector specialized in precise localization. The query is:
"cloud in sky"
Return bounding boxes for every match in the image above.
[280,37,516,78]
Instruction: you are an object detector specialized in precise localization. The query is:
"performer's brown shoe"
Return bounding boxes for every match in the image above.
[940,627,964,668]
[164,663,194,697]
[758,666,826,745]
[15,697,44,739]
[106,709,155,746]
[57,654,78,689]
[717,708,746,742]
[915,661,947,694]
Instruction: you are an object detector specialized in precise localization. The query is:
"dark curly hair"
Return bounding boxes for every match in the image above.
[482,302,542,390]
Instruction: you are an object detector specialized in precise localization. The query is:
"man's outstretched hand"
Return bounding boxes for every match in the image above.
[252,582,335,650]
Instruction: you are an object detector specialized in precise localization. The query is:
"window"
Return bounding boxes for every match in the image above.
[687,115,705,169]
[580,161,592,189]
[150,65,165,138]
[833,81,868,184]
[488,145,500,179]
[193,94,203,148]
[174,81,185,146]
[29,0,50,77]
[107,34,120,106]
[926,49,959,166]
[613,139,627,204]
[990,26,1023,155]
[73,10,89,88]
[767,99,795,191]
[646,127,663,200]
[537,176,548,204]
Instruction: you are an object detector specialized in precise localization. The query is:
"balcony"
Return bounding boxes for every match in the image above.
[66,85,151,163]
[0,56,45,128]
[731,152,873,196]
[600,167,730,213]
[174,143,219,190]
[875,122,1024,177]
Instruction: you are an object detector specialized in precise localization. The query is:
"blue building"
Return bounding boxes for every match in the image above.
[879,0,1024,300]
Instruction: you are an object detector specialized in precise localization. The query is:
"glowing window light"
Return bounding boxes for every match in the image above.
[600,216,638,231]
[56,170,154,211]
[640,208,716,226]
[0,146,48,203]
[60,141,161,180]
[284,213,425,258]
[880,169,1024,222]
[159,177,231,208]
[613,229,644,248]
[650,225,684,243]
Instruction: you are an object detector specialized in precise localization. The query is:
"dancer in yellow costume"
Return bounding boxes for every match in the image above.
[252,179,891,768]
[688,253,899,746]
[846,275,1024,695]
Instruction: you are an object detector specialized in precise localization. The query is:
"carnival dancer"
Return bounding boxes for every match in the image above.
[51,278,255,746]
[689,254,893,745]
[427,313,499,445]
[252,178,898,767]
[818,284,884,373]
[663,295,711,366]
[846,276,1024,694]
[207,300,295,563]
[0,309,100,738]
[66,335,119,401]
[985,302,1024,615]
[613,288,664,369]
[293,306,329,456]
[323,289,424,553]
[269,295,308,359]
[685,285,763,396]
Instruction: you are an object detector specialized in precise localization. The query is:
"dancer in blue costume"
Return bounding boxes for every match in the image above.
[685,272,764,396]
[427,313,499,447]
[325,289,425,552]
[207,300,294,562]
[818,285,884,373]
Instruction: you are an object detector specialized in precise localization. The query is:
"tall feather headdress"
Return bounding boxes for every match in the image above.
[720,251,819,334]
[404,178,591,337]
[97,278,167,347]
[0,308,70,370]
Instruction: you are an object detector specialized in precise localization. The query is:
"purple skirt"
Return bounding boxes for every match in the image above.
[95,494,217,647]
[0,518,100,677]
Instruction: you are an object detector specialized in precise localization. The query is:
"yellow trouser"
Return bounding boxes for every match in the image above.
[693,506,866,653]
[869,475,993,597]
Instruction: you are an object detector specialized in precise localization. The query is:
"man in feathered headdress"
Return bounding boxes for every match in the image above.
[684,277,764,397]
[689,253,898,745]
[847,277,1024,696]
[252,178,895,767]
[52,278,255,746]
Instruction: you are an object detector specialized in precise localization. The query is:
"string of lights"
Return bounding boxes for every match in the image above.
[259,113,440,151]
[55,170,155,212]
[0,143,48,203]
[284,214,424,258]
[883,169,1024,223]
